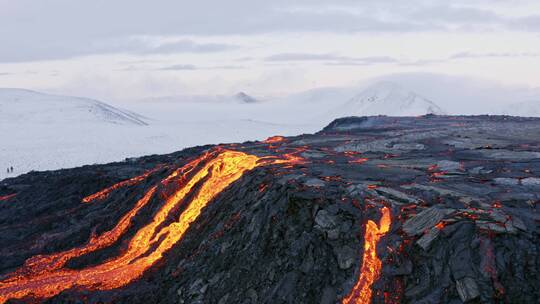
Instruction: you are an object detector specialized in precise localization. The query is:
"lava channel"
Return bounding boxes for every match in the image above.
[0,150,271,303]
[82,166,162,203]
[342,206,391,304]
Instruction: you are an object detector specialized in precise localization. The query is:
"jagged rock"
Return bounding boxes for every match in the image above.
[401,183,473,200]
[416,226,441,250]
[301,151,326,159]
[245,288,258,303]
[314,210,337,229]
[493,177,519,186]
[403,207,452,236]
[334,245,356,270]
[393,143,425,150]
[327,228,340,240]
[218,294,229,304]
[521,177,540,186]
[478,149,540,160]
[455,277,480,302]
[305,178,326,187]
[468,166,483,174]
[375,187,419,204]
[320,287,336,304]
[511,215,527,231]
[437,160,461,172]
[476,221,508,234]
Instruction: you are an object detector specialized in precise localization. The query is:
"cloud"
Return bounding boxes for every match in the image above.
[450,51,540,59]
[208,65,246,70]
[142,40,237,54]
[266,53,344,61]
[0,38,238,63]
[158,64,198,71]
[155,64,245,71]
[3,1,540,63]
[266,53,399,65]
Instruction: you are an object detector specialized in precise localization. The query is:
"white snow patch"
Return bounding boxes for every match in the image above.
[0,82,446,180]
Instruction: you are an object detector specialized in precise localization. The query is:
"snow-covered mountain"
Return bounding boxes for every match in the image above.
[333,82,444,117]
[501,100,540,117]
[0,81,448,180]
[0,89,147,126]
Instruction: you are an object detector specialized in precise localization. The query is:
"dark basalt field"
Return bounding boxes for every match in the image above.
[1,115,540,304]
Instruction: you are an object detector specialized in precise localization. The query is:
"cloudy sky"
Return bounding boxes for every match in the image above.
[1,0,540,101]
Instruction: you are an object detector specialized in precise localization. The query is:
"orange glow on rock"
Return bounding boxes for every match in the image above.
[82,167,161,203]
[267,147,307,168]
[263,135,285,143]
[0,194,16,201]
[349,158,369,164]
[0,150,264,303]
[342,206,391,304]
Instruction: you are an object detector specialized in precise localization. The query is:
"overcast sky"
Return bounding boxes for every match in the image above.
[1,0,540,101]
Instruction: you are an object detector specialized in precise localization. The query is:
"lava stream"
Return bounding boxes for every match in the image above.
[82,167,162,203]
[0,150,265,303]
[342,206,391,304]
[263,135,285,143]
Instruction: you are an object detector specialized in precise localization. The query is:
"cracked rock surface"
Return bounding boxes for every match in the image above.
[1,115,540,303]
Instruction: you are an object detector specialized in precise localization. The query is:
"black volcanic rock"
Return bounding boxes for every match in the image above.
[1,115,540,303]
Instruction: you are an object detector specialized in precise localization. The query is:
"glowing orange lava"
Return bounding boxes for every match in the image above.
[342,206,391,304]
[434,222,446,230]
[82,167,161,203]
[263,135,285,143]
[269,147,308,168]
[0,150,270,303]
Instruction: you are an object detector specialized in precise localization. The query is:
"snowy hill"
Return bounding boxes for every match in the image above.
[501,100,540,117]
[333,82,444,117]
[0,82,447,180]
[0,89,309,181]
[0,89,147,125]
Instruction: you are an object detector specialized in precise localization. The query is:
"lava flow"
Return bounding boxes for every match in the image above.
[263,135,285,143]
[342,206,391,304]
[82,166,162,203]
[0,150,270,303]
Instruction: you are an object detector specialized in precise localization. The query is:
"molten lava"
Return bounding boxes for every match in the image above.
[0,150,272,303]
[82,167,161,203]
[342,206,391,304]
[263,135,285,143]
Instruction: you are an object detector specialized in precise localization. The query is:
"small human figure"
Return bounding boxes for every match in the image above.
[10,166,13,173]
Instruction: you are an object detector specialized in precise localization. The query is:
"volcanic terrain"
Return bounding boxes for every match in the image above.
[1,115,539,303]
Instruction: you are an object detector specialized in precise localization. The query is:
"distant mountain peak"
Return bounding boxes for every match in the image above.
[234,92,258,103]
[340,81,444,116]
[0,88,147,126]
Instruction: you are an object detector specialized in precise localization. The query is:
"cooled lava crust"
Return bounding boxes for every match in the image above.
[1,115,540,304]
